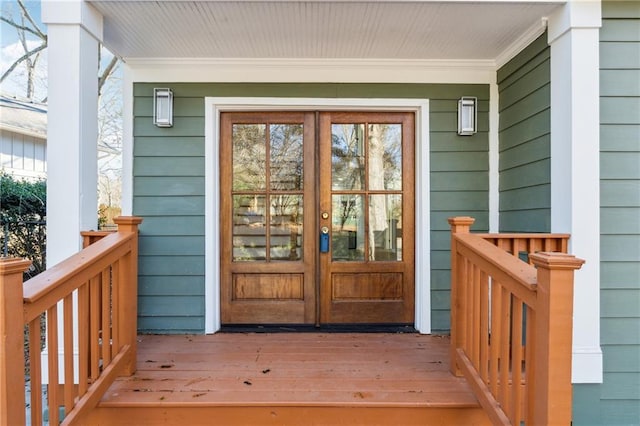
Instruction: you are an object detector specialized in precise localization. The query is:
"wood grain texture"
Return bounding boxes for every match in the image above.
[87,333,490,425]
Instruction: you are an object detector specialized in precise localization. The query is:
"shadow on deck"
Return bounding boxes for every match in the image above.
[87,333,490,425]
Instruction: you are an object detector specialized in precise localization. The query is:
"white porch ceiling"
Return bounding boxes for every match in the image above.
[88,1,562,62]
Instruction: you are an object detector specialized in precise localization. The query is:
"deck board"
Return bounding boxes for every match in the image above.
[101,333,478,407]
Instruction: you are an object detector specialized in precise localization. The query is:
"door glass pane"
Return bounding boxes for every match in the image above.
[369,194,402,261]
[270,124,303,190]
[233,124,266,191]
[270,195,303,261]
[331,124,365,190]
[368,124,402,190]
[233,195,266,261]
[331,195,365,261]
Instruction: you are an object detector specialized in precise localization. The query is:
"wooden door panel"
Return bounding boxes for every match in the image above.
[319,112,415,325]
[220,112,316,325]
[233,274,304,300]
[221,110,415,326]
[331,273,404,300]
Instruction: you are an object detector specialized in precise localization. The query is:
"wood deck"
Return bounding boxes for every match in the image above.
[86,333,490,425]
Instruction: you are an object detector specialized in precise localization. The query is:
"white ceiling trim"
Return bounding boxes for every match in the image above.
[495,17,549,68]
[124,58,498,84]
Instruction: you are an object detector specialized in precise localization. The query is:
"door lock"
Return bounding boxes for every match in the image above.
[321,212,329,220]
[320,226,330,252]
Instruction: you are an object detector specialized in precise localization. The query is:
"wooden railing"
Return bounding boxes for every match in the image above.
[448,217,584,425]
[0,216,142,426]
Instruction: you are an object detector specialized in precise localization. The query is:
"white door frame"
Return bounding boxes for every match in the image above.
[204,97,430,333]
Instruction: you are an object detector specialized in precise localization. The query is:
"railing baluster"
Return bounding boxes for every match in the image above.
[63,293,75,415]
[511,297,524,424]
[29,316,43,426]
[111,260,120,353]
[489,280,501,397]
[90,276,101,381]
[471,264,481,369]
[525,305,537,424]
[101,267,112,365]
[479,271,489,383]
[499,288,510,414]
[78,283,89,396]
[47,305,60,425]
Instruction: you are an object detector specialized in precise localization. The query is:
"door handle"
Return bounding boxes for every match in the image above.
[320,226,330,253]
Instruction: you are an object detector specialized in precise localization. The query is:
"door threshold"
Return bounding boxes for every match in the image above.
[220,324,417,333]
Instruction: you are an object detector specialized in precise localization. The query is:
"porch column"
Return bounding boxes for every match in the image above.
[42,0,102,266]
[548,1,603,383]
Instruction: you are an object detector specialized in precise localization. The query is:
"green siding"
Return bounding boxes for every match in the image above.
[574,2,640,424]
[497,33,551,233]
[133,83,489,333]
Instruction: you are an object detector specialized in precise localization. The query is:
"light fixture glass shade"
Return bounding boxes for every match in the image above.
[457,96,477,136]
[153,88,173,127]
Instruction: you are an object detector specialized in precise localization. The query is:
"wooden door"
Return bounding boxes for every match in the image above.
[220,112,317,324]
[319,112,415,324]
[221,111,415,325]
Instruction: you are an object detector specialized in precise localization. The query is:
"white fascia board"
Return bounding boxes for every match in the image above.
[42,0,103,42]
[124,58,497,84]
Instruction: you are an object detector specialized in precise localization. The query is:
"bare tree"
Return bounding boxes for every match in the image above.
[2,0,118,101]
[1,0,47,100]
[2,0,124,225]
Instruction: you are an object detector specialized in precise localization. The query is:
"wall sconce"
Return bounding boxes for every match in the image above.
[457,96,477,136]
[153,88,173,127]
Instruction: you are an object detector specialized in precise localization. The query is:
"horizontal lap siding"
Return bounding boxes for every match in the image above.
[587,2,640,424]
[497,33,550,233]
[134,96,206,333]
[133,83,489,333]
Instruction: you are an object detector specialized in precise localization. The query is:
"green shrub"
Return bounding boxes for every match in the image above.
[0,172,46,278]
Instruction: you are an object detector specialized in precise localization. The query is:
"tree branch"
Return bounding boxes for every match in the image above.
[17,0,47,40]
[98,56,120,94]
[0,16,44,39]
[0,43,47,84]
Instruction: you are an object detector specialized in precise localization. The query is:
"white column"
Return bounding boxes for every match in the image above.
[41,0,104,384]
[548,1,603,384]
[43,1,103,266]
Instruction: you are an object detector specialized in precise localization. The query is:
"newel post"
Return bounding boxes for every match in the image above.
[0,257,31,426]
[529,252,585,425]
[448,217,475,376]
[113,216,143,375]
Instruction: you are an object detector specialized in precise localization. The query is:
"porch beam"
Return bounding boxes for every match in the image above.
[42,0,103,266]
[547,0,603,384]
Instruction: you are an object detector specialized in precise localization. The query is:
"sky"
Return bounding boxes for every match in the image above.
[1,0,47,100]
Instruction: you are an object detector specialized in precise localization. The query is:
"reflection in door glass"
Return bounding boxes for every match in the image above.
[232,195,266,261]
[368,124,402,191]
[270,195,303,261]
[331,124,365,190]
[369,194,402,261]
[233,124,266,191]
[270,124,303,190]
[331,195,364,261]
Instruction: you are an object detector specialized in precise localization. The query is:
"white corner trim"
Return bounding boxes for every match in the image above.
[495,17,549,69]
[204,97,431,334]
[121,66,134,216]
[488,82,500,233]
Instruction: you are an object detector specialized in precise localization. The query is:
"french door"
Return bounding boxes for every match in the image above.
[220,111,414,325]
